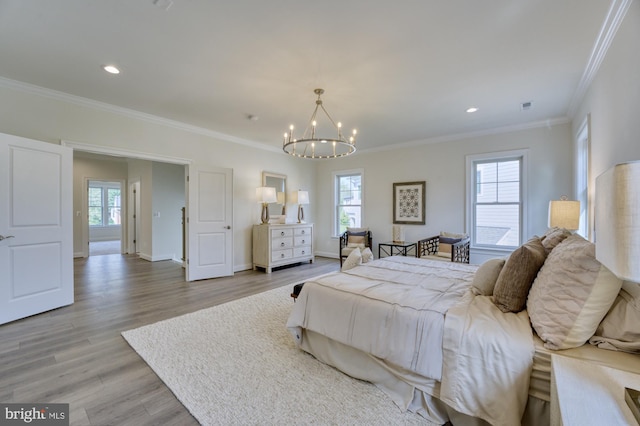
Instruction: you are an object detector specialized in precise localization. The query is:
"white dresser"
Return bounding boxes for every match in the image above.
[252,223,314,273]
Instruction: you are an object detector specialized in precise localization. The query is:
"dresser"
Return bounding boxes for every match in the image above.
[252,223,314,273]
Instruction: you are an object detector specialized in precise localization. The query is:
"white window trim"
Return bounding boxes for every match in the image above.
[332,168,364,237]
[575,114,591,240]
[465,149,528,252]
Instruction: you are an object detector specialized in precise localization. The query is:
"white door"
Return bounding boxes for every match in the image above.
[0,133,73,325]
[186,165,233,281]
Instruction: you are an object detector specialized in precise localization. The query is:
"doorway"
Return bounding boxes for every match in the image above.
[88,179,123,256]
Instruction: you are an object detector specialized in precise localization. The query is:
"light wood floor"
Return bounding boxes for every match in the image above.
[0,254,340,425]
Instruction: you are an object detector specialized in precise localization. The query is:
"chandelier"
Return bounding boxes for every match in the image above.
[282,88,357,159]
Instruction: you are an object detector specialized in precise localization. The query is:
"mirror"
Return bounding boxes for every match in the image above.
[262,171,287,217]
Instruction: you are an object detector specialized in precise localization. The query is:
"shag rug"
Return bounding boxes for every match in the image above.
[122,282,433,425]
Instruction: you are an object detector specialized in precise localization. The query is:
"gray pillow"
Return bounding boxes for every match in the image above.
[589,281,640,353]
[471,258,506,296]
[493,237,547,313]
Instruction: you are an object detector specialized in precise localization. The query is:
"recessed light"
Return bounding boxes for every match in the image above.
[466,107,479,113]
[103,65,120,75]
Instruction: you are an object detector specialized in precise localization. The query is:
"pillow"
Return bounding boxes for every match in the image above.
[361,247,374,263]
[589,281,640,353]
[492,237,547,313]
[540,227,571,253]
[438,236,462,256]
[527,234,623,350]
[471,258,506,296]
[440,231,467,239]
[341,247,362,271]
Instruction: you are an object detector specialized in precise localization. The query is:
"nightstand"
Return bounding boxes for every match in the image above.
[551,354,640,425]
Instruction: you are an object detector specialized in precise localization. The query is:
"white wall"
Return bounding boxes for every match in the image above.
[572,1,640,239]
[314,123,573,264]
[0,83,314,272]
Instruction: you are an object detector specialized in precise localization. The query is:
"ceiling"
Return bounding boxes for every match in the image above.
[0,1,614,153]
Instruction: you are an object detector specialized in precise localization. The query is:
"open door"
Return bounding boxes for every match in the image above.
[0,133,73,325]
[186,164,233,281]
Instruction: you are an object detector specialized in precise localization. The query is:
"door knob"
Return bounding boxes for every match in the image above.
[0,235,15,241]
[224,226,231,229]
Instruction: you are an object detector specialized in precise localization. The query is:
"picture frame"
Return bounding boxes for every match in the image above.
[393,181,426,225]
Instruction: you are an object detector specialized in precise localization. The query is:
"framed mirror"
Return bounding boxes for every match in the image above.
[262,171,287,217]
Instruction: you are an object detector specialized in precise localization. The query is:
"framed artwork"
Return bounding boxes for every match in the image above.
[393,181,426,224]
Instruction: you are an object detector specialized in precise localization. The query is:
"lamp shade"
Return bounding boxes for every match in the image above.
[256,186,277,204]
[293,190,309,205]
[595,161,640,282]
[548,198,580,230]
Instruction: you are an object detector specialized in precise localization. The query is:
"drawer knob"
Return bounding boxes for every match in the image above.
[301,250,305,254]
[301,230,305,234]
[301,239,305,244]
[280,242,285,247]
[280,231,285,236]
[281,253,285,258]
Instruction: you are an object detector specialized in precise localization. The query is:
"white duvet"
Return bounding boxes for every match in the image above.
[287,256,535,426]
[287,256,478,380]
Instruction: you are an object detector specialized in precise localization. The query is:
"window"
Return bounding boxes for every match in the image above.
[467,150,528,250]
[334,169,363,236]
[575,117,590,239]
[88,181,121,226]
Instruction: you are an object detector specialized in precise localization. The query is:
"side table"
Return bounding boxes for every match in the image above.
[378,241,417,258]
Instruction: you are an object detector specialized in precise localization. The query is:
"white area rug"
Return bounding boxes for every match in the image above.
[122,283,433,425]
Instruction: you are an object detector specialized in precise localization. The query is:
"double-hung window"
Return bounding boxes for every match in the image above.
[88,182,121,227]
[333,169,364,236]
[467,150,528,250]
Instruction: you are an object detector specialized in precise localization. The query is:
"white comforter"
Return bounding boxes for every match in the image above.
[287,256,478,380]
[287,256,535,426]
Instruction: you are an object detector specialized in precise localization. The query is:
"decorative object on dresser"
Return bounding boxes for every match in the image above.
[417,231,470,263]
[256,186,277,224]
[253,223,313,273]
[548,195,580,230]
[339,227,372,267]
[292,190,309,223]
[393,181,426,225]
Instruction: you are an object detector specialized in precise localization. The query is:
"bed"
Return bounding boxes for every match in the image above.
[287,230,640,426]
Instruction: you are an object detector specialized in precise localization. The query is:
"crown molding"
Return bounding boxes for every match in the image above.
[0,76,281,154]
[359,117,570,154]
[567,0,633,117]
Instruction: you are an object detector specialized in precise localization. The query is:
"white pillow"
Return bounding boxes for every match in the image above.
[589,281,640,353]
[342,247,362,271]
[527,234,623,350]
[361,247,373,263]
[471,258,506,296]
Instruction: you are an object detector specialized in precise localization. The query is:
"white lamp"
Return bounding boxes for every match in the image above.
[548,196,580,230]
[256,187,277,224]
[595,161,640,282]
[293,190,309,223]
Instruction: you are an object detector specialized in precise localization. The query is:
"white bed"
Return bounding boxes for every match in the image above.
[286,234,640,426]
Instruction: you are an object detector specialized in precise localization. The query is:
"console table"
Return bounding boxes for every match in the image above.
[378,241,417,258]
[252,223,313,273]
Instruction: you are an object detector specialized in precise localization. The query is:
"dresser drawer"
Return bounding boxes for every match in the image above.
[271,228,294,238]
[272,249,293,261]
[293,246,311,258]
[295,227,312,237]
[271,238,293,250]
[294,235,311,247]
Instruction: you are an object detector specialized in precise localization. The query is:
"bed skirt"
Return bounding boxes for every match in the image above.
[299,328,549,426]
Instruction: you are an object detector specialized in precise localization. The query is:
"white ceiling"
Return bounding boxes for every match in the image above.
[0,1,614,153]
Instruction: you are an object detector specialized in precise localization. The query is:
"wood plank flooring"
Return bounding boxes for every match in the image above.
[0,254,339,425]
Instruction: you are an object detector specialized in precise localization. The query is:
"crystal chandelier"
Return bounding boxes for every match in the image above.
[282,88,357,159]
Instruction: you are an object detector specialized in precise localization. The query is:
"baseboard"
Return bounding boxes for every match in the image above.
[315,251,339,259]
[138,252,174,262]
[73,251,85,258]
